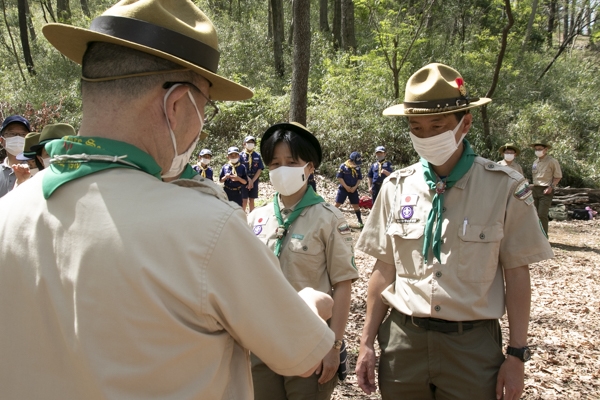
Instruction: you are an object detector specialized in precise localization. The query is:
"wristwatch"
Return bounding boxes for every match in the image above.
[506,346,532,362]
[333,339,343,350]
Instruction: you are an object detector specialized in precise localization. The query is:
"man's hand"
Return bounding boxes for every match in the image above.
[298,287,333,321]
[12,164,31,185]
[496,356,525,400]
[356,343,378,394]
[316,347,339,384]
[543,186,553,195]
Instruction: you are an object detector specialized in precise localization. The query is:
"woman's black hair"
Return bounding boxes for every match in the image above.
[261,129,321,169]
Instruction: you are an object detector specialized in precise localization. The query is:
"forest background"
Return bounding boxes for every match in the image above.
[0,0,599,188]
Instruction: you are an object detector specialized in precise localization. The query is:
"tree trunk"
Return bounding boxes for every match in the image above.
[79,0,90,17]
[24,0,35,41]
[56,0,71,22]
[319,0,329,32]
[521,0,539,51]
[333,0,341,49]
[481,0,514,153]
[563,0,569,43]
[271,0,284,77]
[288,0,294,46]
[341,0,356,51]
[1,0,26,82]
[17,0,35,75]
[267,0,272,39]
[547,0,556,47]
[289,0,310,125]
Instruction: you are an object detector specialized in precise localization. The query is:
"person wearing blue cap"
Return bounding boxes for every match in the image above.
[220,146,248,206]
[367,146,394,203]
[0,115,31,197]
[240,135,264,212]
[335,151,364,228]
[193,148,213,180]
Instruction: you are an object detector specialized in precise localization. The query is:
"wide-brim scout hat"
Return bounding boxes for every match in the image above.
[42,0,252,101]
[16,132,41,161]
[383,63,492,117]
[261,122,322,168]
[530,140,552,149]
[30,123,76,152]
[498,143,520,156]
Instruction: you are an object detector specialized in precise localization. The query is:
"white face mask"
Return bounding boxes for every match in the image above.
[245,143,255,151]
[535,150,544,158]
[376,155,386,162]
[43,157,51,168]
[161,84,204,179]
[230,157,239,164]
[270,163,308,196]
[200,157,210,165]
[409,116,466,166]
[503,153,515,162]
[3,136,26,156]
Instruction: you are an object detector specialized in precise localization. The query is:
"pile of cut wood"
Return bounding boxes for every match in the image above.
[552,188,600,212]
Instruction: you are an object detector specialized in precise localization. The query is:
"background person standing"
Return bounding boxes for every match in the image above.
[497,143,524,176]
[531,141,562,235]
[0,115,31,197]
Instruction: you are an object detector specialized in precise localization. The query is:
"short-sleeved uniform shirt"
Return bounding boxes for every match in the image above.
[248,198,359,294]
[192,164,213,180]
[220,162,248,189]
[532,155,562,186]
[337,163,362,189]
[357,157,554,321]
[367,160,394,186]
[497,159,524,176]
[240,150,264,179]
[0,168,333,400]
[0,158,15,198]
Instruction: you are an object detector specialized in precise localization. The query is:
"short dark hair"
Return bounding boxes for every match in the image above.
[81,42,196,99]
[261,129,321,169]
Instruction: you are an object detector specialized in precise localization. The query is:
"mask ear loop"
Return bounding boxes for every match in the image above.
[163,83,182,158]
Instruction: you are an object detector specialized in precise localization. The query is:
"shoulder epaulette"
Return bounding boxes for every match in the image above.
[388,166,416,182]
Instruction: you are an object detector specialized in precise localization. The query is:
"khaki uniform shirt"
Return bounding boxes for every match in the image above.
[357,157,554,321]
[532,155,562,186]
[248,198,359,294]
[497,159,524,176]
[0,169,333,400]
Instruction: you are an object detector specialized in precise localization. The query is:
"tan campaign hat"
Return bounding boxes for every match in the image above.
[30,123,77,152]
[383,63,491,117]
[530,140,552,149]
[42,0,252,101]
[498,143,520,156]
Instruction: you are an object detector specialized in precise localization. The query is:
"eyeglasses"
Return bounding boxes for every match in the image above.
[163,81,220,125]
[2,130,29,138]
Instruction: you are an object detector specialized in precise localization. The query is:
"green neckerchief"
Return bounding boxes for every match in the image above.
[43,136,163,199]
[180,164,199,179]
[422,139,476,263]
[273,185,325,258]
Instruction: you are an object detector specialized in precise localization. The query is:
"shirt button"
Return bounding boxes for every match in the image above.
[479,233,485,240]
[302,245,308,251]
[435,271,442,278]
[283,210,289,215]
[403,232,408,236]
[442,207,447,213]
[434,305,441,312]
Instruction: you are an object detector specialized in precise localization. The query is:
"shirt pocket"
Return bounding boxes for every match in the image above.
[285,237,326,284]
[386,222,426,277]
[458,223,504,282]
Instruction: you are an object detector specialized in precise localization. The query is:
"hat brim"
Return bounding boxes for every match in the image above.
[261,123,322,167]
[42,23,253,101]
[383,97,492,117]
[498,146,520,155]
[530,143,552,149]
[16,152,34,161]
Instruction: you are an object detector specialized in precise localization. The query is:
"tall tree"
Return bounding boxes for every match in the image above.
[333,0,341,48]
[547,0,557,47]
[319,0,329,32]
[271,0,284,76]
[80,0,90,17]
[18,0,35,75]
[522,0,540,50]
[563,0,569,43]
[289,0,310,125]
[56,0,71,22]
[0,0,26,82]
[341,0,356,50]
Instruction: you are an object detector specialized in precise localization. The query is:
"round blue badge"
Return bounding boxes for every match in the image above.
[253,225,263,235]
[401,206,414,219]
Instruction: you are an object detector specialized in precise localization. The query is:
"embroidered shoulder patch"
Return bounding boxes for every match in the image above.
[337,222,351,235]
[514,181,534,205]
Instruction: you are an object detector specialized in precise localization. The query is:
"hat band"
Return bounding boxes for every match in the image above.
[403,96,477,113]
[90,16,220,73]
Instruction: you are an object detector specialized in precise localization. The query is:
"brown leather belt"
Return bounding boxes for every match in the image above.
[397,310,491,333]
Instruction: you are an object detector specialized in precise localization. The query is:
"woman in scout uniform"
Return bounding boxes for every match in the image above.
[193,148,213,180]
[497,143,524,176]
[219,146,247,206]
[367,145,394,203]
[247,122,359,400]
[335,151,364,227]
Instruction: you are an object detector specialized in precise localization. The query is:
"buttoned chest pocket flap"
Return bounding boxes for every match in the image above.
[286,237,325,282]
[385,222,426,277]
[458,223,504,282]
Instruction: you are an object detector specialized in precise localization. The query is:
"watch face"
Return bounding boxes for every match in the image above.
[523,347,532,361]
